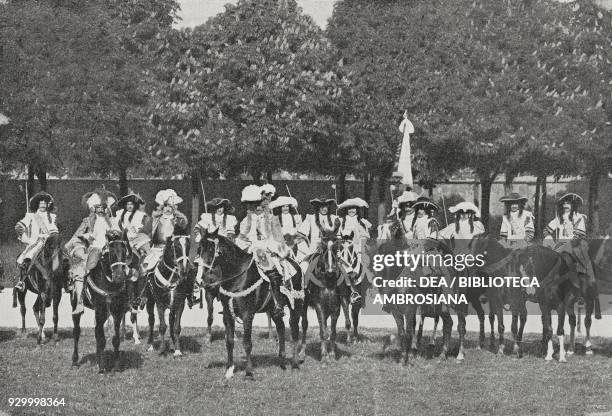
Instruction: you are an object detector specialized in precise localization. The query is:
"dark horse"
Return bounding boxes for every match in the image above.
[300,231,345,361]
[71,231,133,373]
[377,238,453,365]
[13,232,67,344]
[199,229,304,379]
[145,234,193,356]
[337,235,371,344]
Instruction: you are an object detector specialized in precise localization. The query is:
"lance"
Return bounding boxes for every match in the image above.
[332,183,338,216]
[439,187,448,227]
[25,179,29,212]
[285,184,300,216]
[199,178,208,214]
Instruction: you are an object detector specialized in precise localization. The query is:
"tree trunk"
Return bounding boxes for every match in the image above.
[266,171,273,184]
[479,174,496,230]
[472,180,480,207]
[588,173,600,235]
[27,165,36,199]
[118,167,129,197]
[363,173,372,219]
[427,186,434,198]
[537,175,548,239]
[377,164,394,227]
[503,173,515,195]
[335,173,346,204]
[190,170,201,257]
[534,176,541,239]
[36,168,47,191]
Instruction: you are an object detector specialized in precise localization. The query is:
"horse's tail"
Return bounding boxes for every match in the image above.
[12,287,17,308]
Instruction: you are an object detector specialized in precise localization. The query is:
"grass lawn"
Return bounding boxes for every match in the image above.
[1,326,612,416]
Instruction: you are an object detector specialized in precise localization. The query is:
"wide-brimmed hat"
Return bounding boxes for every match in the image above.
[29,191,54,212]
[337,197,369,211]
[557,192,583,205]
[411,197,439,212]
[241,185,263,203]
[310,198,336,207]
[397,191,419,208]
[155,189,183,206]
[82,189,117,210]
[449,201,480,217]
[269,196,298,211]
[207,197,234,213]
[500,192,528,204]
[260,183,276,196]
[117,193,145,210]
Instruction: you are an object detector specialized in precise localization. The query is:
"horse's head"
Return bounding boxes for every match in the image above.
[197,229,240,288]
[316,235,342,283]
[106,234,132,283]
[163,234,191,283]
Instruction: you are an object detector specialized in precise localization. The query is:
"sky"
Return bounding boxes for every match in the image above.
[175,0,612,30]
[176,0,337,29]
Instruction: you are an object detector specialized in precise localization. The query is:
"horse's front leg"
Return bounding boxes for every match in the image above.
[72,310,82,366]
[289,306,301,369]
[95,307,109,373]
[456,307,467,361]
[223,304,235,379]
[52,289,61,344]
[35,296,46,344]
[405,311,416,366]
[314,302,328,360]
[146,299,155,352]
[157,303,167,355]
[271,309,287,370]
[351,296,361,343]
[471,298,486,350]
[299,297,309,363]
[567,305,576,356]
[330,300,340,360]
[585,299,594,355]
[340,292,352,344]
[496,307,505,355]
[243,310,256,379]
[557,302,567,363]
[171,299,186,357]
[440,312,453,360]
[18,290,27,336]
[205,289,214,344]
[112,311,123,371]
[541,306,554,361]
[131,312,141,345]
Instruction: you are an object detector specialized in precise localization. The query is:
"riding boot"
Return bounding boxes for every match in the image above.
[73,280,84,315]
[267,270,285,319]
[14,259,30,292]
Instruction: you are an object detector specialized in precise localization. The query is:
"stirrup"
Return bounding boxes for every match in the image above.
[350,291,362,304]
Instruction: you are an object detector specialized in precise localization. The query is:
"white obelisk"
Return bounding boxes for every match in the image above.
[397,111,414,187]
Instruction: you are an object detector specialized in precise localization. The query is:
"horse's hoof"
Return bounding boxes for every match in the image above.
[586,350,594,356]
[98,368,106,374]
[72,361,79,368]
[559,357,567,363]
[244,372,255,381]
[475,345,481,350]
[147,345,154,352]
[291,362,300,370]
[544,356,553,361]
[134,339,141,346]
[173,350,183,358]
[566,351,574,356]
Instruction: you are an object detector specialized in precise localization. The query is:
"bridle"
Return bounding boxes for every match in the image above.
[152,235,191,289]
[199,237,253,288]
[107,239,133,283]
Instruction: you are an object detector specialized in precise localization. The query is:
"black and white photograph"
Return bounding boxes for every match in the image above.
[2,0,612,414]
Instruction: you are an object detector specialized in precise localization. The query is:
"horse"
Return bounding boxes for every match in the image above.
[145,234,193,357]
[71,230,133,373]
[377,237,453,365]
[337,234,371,343]
[198,229,304,379]
[12,232,67,344]
[300,231,345,361]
